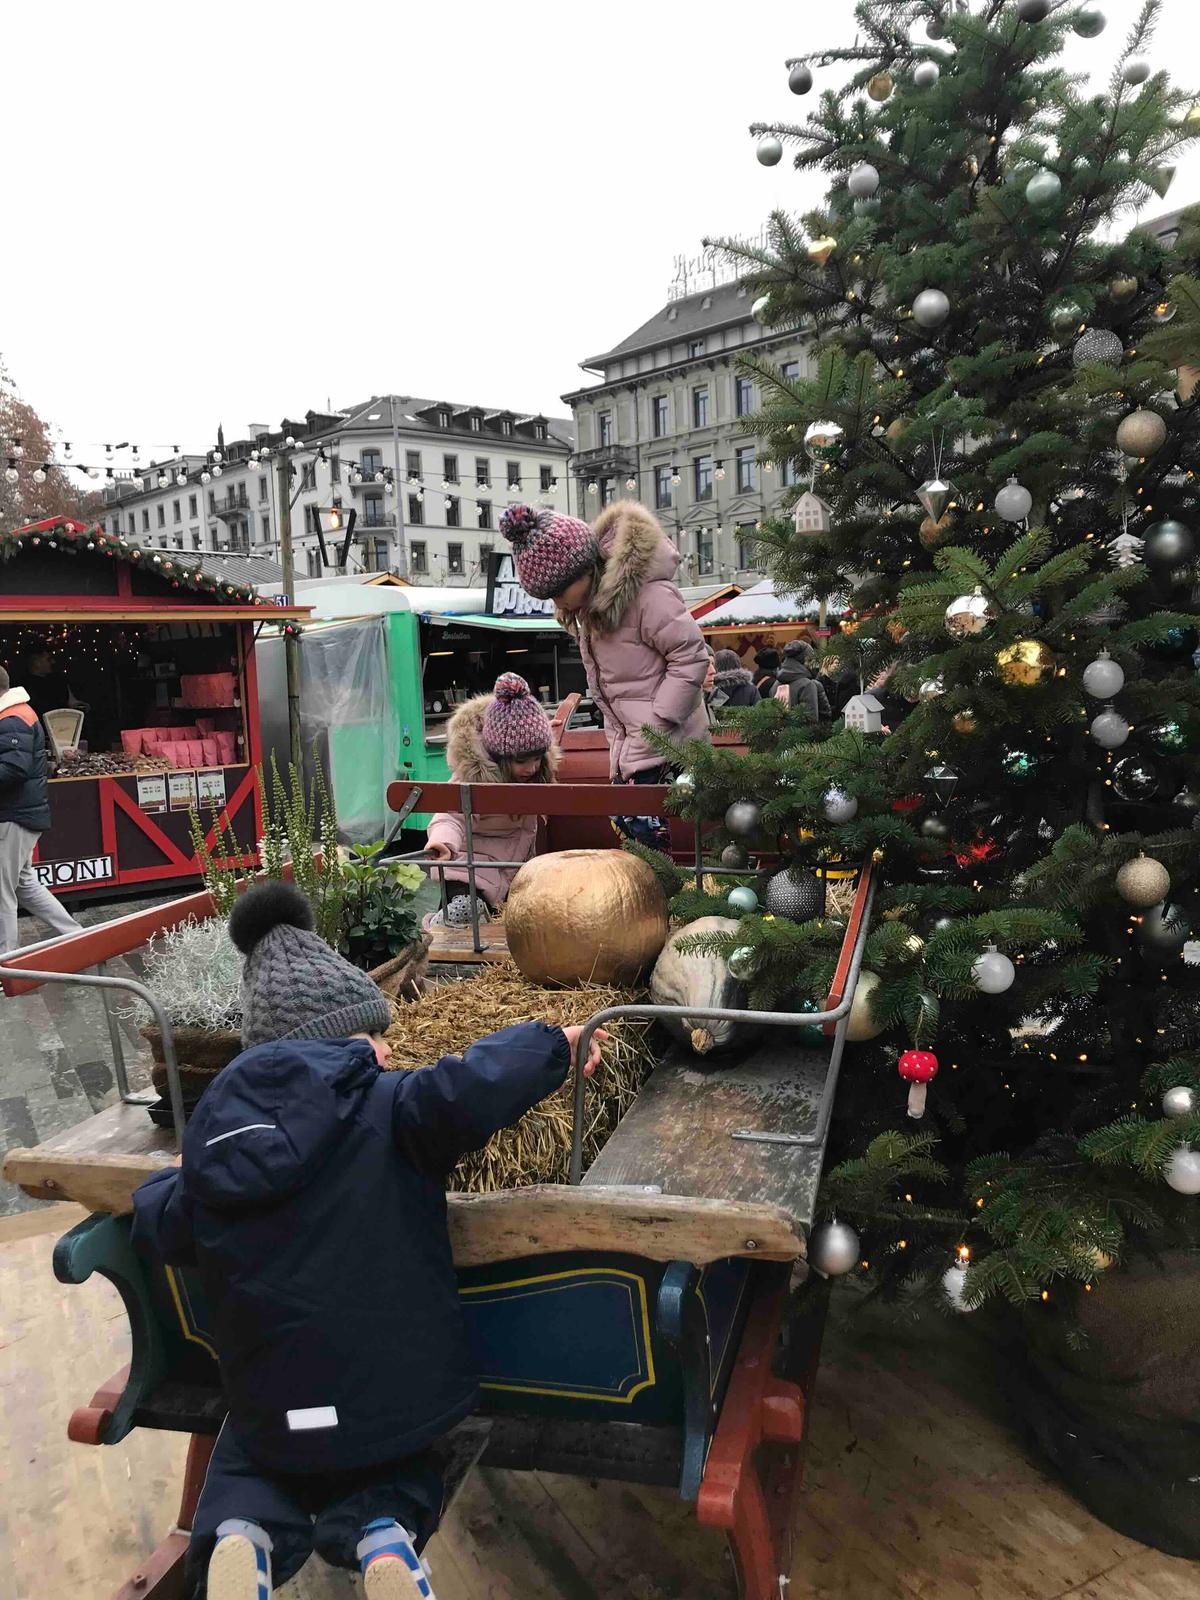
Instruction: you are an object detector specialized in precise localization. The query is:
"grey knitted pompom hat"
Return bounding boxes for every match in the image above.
[228,881,392,1050]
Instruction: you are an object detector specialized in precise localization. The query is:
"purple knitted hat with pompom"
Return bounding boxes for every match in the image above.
[499,504,599,601]
[481,672,553,760]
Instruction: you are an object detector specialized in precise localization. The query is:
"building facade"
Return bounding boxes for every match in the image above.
[98,396,575,587]
[563,281,817,584]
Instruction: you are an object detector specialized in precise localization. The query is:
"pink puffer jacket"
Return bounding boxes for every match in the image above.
[559,503,709,779]
[425,694,559,907]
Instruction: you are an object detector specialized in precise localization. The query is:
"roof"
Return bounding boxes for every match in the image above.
[584,281,760,369]
[845,693,883,710]
[262,581,489,621]
[698,580,821,626]
[186,550,283,588]
[428,613,565,635]
[332,395,576,452]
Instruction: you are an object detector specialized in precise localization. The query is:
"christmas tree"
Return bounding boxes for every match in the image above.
[651,0,1200,1315]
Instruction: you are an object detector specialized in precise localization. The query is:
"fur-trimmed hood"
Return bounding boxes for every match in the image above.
[557,502,680,635]
[445,693,559,785]
[713,666,754,691]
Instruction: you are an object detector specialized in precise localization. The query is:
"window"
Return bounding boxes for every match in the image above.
[688,338,706,358]
[696,528,714,576]
[407,494,424,525]
[410,541,428,574]
[373,538,389,571]
[652,395,669,437]
[446,496,461,528]
[655,465,673,509]
[782,459,800,488]
[478,500,493,530]
[208,492,216,513]
[361,448,383,478]
[447,542,464,575]
[443,454,459,484]
[692,387,709,429]
[475,457,491,487]
[781,360,800,382]
[539,465,553,492]
[301,462,316,492]
[306,546,322,577]
[735,376,754,417]
[469,414,481,432]
[600,477,615,506]
[154,504,164,528]
[192,531,201,551]
[305,505,322,535]
[736,525,758,571]
[437,409,450,428]
[597,411,613,447]
[172,499,181,524]
[110,515,120,536]
[736,446,757,493]
[142,509,150,531]
[534,421,547,440]
[406,450,421,479]
[260,514,270,542]
[694,454,714,501]
[363,492,386,527]
[188,493,198,518]
[506,460,521,490]
[129,513,137,534]
[500,418,513,436]
[258,473,267,502]
[479,542,493,569]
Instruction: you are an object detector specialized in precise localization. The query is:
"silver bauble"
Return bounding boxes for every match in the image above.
[725,800,764,839]
[727,945,756,980]
[721,842,750,870]
[847,162,880,198]
[1074,6,1106,37]
[1073,327,1123,368]
[917,477,956,521]
[918,676,945,700]
[846,969,886,1041]
[756,135,784,167]
[945,589,996,638]
[1112,754,1162,802]
[822,786,859,823]
[752,294,772,323]
[1082,650,1124,698]
[972,943,1015,994]
[1090,709,1130,749]
[912,288,950,328]
[1115,408,1167,457]
[671,770,696,794]
[1137,902,1190,960]
[1162,1086,1197,1119]
[1164,1148,1200,1195]
[942,1263,973,1312]
[1115,854,1170,907]
[764,867,826,922]
[994,477,1033,521]
[727,885,759,914]
[1025,170,1062,207]
[788,63,813,95]
[913,60,940,89]
[807,1220,861,1277]
[1122,58,1151,86]
[1017,0,1050,18]
[803,419,846,465]
[1142,519,1195,570]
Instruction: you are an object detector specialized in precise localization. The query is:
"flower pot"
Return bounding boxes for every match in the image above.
[142,1024,242,1097]
[367,932,432,1001]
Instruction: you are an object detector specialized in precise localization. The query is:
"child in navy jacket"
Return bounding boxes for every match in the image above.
[132,881,603,1600]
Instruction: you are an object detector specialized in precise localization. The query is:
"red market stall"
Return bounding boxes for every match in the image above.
[0,518,308,899]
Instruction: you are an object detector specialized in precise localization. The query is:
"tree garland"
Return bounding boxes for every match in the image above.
[0,519,260,604]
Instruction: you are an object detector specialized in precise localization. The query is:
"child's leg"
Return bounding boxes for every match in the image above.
[187,1426,315,1598]
[312,1451,445,1578]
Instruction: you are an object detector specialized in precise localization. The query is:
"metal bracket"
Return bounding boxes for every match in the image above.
[730,1130,815,1147]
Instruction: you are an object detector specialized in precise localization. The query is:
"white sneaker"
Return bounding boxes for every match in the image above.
[357,1519,434,1600]
[208,1520,272,1600]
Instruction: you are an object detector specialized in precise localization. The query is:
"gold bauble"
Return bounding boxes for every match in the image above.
[846,969,887,1041]
[1109,274,1138,304]
[919,511,954,549]
[885,416,910,445]
[505,849,668,986]
[1178,364,1200,404]
[1115,407,1167,457]
[952,708,978,734]
[867,71,893,102]
[806,235,838,266]
[1115,853,1171,909]
[962,155,980,180]
[996,638,1056,687]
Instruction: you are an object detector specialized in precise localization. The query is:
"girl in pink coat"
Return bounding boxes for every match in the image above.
[500,502,708,846]
[424,673,558,925]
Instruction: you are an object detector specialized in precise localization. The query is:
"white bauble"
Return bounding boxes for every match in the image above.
[1164,1148,1200,1195]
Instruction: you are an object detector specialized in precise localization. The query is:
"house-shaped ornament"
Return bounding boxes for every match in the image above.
[842,692,884,734]
[792,492,832,535]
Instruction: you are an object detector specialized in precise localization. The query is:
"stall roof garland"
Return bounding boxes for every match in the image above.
[2,518,260,605]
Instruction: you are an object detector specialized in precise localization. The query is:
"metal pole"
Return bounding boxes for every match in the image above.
[459,782,484,955]
[97,958,133,1101]
[390,395,410,581]
[276,450,304,776]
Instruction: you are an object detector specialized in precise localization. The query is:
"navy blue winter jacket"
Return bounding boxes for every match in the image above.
[0,690,52,832]
[131,1022,571,1473]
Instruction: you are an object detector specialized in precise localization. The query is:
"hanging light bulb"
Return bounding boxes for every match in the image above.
[33,465,47,484]
[625,476,637,490]
[284,434,297,447]
[11,439,24,458]
[201,471,212,485]
[374,470,386,483]
[157,472,169,488]
[587,480,599,495]
[212,463,224,477]
[4,462,18,483]
[176,470,188,485]
[715,463,727,480]
[670,467,681,486]
[86,466,100,478]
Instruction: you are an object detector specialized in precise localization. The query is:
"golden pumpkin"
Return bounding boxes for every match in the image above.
[505,849,669,987]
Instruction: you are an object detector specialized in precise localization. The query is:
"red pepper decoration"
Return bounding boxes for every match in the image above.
[897,1048,939,1119]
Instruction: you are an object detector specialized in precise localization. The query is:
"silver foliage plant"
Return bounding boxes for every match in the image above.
[133,917,244,1031]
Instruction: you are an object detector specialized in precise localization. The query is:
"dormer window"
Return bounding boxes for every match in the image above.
[501,418,513,436]
[470,414,481,431]
[534,421,547,440]
[438,409,450,428]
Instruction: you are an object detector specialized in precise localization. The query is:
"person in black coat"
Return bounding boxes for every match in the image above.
[771,640,832,722]
[132,880,605,1600]
[708,649,759,709]
[752,647,781,700]
[0,663,80,955]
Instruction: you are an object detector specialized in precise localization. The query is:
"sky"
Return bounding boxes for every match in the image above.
[3,0,1199,467]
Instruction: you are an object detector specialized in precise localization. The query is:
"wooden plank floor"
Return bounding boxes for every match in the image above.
[427,923,511,965]
[3,1206,1197,1600]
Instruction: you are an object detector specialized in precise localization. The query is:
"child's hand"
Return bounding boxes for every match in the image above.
[426,842,453,861]
[562,1025,608,1077]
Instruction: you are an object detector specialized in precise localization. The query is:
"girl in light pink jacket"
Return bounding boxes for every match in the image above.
[424,673,558,925]
[499,503,708,846]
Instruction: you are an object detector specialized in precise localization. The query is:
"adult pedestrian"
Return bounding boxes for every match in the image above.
[709,649,760,709]
[0,664,81,953]
[752,648,781,700]
[773,640,832,721]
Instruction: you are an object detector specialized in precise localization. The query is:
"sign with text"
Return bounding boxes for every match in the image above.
[484,551,556,618]
[136,774,168,813]
[197,769,227,810]
[33,854,115,889]
[169,771,198,812]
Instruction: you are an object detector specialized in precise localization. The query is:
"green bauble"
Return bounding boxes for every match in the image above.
[795,997,825,1048]
[1147,719,1187,754]
[1001,746,1039,782]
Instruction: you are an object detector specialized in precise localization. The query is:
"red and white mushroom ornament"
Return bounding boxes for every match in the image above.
[897,1048,939,1118]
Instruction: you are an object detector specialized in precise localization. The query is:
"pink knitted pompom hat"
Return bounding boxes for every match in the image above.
[499,503,599,601]
[480,673,553,760]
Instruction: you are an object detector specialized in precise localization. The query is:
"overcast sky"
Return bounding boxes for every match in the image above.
[4,0,1198,465]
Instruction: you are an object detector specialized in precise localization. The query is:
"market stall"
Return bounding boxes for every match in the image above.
[0,518,307,898]
[699,578,839,660]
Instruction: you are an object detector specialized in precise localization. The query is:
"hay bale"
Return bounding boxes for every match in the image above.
[383,962,655,1192]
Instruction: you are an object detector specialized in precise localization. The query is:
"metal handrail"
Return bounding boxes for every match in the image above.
[566,871,878,1184]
